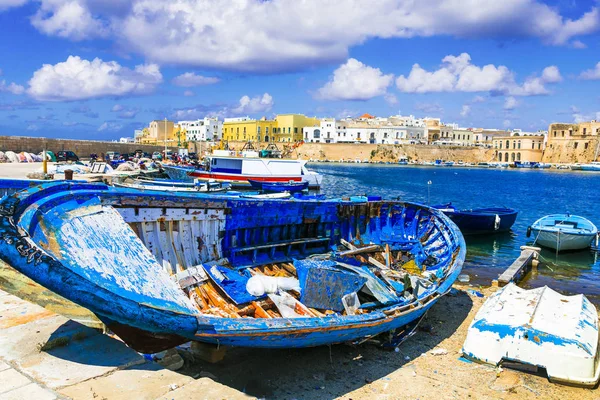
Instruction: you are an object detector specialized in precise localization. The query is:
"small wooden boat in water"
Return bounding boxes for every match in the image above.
[527,214,598,251]
[248,179,308,193]
[114,179,229,193]
[433,203,518,235]
[0,182,465,353]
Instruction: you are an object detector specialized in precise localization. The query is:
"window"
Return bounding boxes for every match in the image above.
[498,152,502,161]
[288,127,291,134]
[531,142,535,149]
[517,141,521,149]
[538,143,541,149]
[574,142,578,149]
[585,142,589,149]
[554,131,557,137]
[265,127,269,134]
[499,141,502,149]
[562,131,564,137]
[517,152,521,161]
[236,127,239,134]
[314,129,320,139]
[513,141,516,149]
[357,132,361,139]
[583,128,587,135]
[506,140,509,148]
[505,153,509,162]
[294,127,298,134]
[511,153,515,162]
[257,126,261,134]
[243,127,246,134]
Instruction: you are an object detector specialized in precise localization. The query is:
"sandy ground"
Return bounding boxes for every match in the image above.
[174,285,598,400]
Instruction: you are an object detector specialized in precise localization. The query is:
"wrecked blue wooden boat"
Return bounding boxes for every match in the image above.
[0,182,465,353]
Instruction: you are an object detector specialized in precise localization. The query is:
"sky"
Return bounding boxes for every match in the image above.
[0,0,599,140]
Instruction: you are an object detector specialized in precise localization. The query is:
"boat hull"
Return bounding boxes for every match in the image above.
[0,182,465,351]
[531,229,596,251]
[435,205,518,235]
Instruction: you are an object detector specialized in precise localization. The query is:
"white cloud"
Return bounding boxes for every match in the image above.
[183,90,194,97]
[0,80,25,95]
[580,62,600,80]
[471,95,486,103]
[98,121,123,132]
[26,123,39,131]
[541,66,562,83]
[111,104,124,112]
[0,0,28,11]
[232,93,273,114]
[317,58,393,101]
[503,119,511,128]
[31,0,109,41]
[460,105,470,117]
[396,53,560,96]
[571,40,587,49]
[20,0,591,73]
[172,72,220,87]
[504,96,518,110]
[28,56,162,101]
[384,93,398,106]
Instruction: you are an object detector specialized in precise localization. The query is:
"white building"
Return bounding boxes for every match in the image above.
[119,137,134,143]
[178,117,223,142]
[303,118,347,143]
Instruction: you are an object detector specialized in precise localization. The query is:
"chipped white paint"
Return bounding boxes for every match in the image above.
[48,205,196,313]
[462,283,600,387]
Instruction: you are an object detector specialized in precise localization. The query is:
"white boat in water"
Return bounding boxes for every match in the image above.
[528,214,598,251]
[164,156,323,189]
[571,162,600,171]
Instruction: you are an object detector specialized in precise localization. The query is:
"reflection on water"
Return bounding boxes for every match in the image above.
[312,163,600,301]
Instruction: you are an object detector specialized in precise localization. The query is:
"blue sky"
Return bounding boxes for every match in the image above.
[0,0,599,140]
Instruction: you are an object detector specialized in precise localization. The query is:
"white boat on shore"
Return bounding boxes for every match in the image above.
[528,214,598,251]
[571,162,600,171]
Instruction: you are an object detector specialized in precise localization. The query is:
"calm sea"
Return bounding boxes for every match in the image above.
[310,163,600,302]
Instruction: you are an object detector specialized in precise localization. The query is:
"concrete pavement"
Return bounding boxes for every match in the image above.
[0,289,251,400]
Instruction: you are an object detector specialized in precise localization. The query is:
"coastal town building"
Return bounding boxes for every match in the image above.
[178,118,222,142]
[222,117,277,143]
[424,118,441,143]
[543,120,600,163]
[473,129,511,147]
[303,118,347,143]
[119,137,134,143]
[136,120,179,146]
[273,114,320,142]
[493,132,545,163]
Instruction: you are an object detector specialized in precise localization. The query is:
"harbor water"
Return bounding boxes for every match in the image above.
[311,163,600,303]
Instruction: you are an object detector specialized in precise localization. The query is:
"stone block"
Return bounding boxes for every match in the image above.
[0,368,31,394]
[0,383,56,400]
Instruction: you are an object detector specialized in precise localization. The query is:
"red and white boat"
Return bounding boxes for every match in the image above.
[163,154,323,189]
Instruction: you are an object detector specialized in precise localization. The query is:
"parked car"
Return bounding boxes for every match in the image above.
[56,150,79,162]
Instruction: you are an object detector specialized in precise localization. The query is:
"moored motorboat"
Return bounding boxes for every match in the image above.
[0,182,465,353]
[248,179,308,193]
[528,214,598,251]
[163,155,323,189]
[433,203,518,235]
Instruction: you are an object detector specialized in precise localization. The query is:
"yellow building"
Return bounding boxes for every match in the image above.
[493,135,545,163]
[274,114,320,142]
[222,117,277,143]
[139,120,179,145]
[222,114,319,143]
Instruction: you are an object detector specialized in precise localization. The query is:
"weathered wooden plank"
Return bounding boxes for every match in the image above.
[338,244,381,257]
[498,246,541,286]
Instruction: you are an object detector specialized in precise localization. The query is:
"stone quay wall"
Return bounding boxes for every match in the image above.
[0,136,177,158]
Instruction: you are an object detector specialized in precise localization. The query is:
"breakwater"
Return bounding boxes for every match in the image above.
[0,136,177,157]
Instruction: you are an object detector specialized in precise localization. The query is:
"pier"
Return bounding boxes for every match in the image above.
[498,246,541,286]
